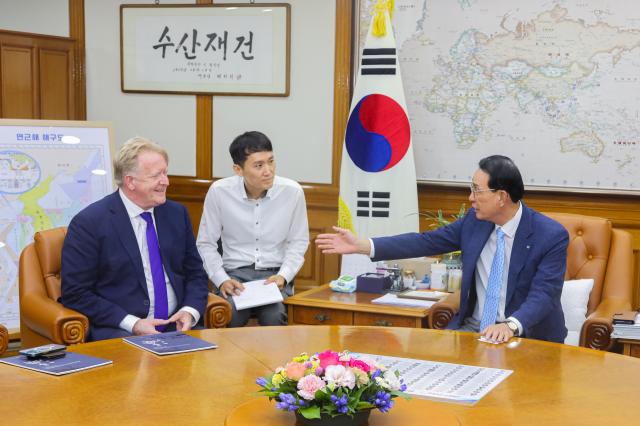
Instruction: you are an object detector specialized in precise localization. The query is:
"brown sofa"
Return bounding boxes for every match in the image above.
[0,324,8,355]
[19,227,232,348]
[429,212,633,350]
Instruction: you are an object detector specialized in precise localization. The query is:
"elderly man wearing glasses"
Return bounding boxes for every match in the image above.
[317,155,569,344]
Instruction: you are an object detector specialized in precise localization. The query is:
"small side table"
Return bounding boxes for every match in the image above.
[619,339,640,358]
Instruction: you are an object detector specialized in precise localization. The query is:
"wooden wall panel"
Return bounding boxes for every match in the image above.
[0,30,77,120]
[39,49,73,119]
[0,45,37,118]
[69,0,87,119]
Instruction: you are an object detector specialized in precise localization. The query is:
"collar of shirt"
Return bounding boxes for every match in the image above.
[494,201,523,239]
[236,175,279,201]
[118,189,155,219]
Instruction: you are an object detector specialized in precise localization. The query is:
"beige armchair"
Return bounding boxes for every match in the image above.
[19,227,232,348]
[429,213,634,351]
[0,324,8,355]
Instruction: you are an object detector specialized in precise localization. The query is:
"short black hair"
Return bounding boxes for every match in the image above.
[478,155,524,203]
[229,131,273,167]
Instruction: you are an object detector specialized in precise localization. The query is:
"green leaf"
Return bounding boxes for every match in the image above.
[299,406,321,419]
[356,401,375,410]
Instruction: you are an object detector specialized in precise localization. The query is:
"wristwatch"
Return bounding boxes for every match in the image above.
[505,320,519,336]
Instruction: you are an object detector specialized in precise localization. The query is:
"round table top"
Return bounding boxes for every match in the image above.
[2,325,640,425]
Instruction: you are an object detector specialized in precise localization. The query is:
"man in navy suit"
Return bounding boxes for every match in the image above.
[61,137,209,341]
[317,155,569,343]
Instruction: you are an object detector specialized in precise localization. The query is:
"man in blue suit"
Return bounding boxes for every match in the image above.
[61,137,209,341]
[317,155,569,343]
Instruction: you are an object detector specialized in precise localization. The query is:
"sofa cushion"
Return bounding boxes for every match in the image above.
[561,278,594,346]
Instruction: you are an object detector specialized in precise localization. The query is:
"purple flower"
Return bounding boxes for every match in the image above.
[315,367,324,376]
[373,391,393,413]
[276,392,300,412]
[332,394,349,412]
[256,377,268,387]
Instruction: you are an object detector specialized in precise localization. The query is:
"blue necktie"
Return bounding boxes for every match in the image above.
[480,228,505,332]
[140,212,168,331]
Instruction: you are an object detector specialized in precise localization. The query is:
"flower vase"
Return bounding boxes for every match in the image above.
[294,409,371,426]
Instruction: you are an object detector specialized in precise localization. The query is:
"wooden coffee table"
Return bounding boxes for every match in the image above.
[285,284,430,328]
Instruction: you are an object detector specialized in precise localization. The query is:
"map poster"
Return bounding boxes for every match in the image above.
[0,120,115,332]
[359,1,640,194]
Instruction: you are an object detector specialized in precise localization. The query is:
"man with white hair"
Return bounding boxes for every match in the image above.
[61,137,209,341]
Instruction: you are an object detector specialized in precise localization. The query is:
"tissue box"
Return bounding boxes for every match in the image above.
[356,273,392,294]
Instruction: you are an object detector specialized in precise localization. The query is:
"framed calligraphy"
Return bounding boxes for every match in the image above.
[120,3,290,96]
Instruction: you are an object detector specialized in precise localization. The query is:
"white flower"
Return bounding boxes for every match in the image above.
[375,370,402,391]
[297,374,326,400]
[324,364,356,389]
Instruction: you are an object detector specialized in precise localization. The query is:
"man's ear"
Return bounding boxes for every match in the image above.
[124,175,136,191]
[232,164,243,177]
[499,190,508,207]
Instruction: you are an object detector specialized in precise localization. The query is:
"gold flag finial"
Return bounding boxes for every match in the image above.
[371,0,394,37]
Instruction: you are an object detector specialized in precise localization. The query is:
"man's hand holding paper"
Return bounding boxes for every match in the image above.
[232,279,284,311]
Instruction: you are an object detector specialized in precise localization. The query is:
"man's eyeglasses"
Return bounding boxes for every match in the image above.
[469,183,497,195]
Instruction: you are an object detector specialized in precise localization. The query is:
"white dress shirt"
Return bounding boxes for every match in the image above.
[464,202,523,333]
[196,175,309,287]
[118,190,199,333]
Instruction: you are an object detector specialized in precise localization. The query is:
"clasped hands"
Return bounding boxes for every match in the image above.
[219,274,286,298]
[132,310,194,336]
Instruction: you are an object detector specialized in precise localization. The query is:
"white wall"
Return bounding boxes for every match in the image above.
[211,0,336,183]
[0,0,69,37]
[86,0,197,176]
[0,0,336,182]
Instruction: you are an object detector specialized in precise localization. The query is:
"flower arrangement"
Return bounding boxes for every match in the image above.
[255,350,408,421]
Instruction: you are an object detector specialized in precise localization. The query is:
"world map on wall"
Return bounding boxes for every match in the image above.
[359,0,640,192]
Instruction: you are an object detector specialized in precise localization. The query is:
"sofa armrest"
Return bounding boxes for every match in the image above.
[205,293,232,328]
[21,294,88,345]
[581,297,632,351]
[0,324,8,355]
[429,291,461,329]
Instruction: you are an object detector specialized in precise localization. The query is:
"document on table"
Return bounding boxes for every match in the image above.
[232,279,284,310]
[124,331,217,356]
[354,353,512,405]
[0,352,112,376]
[371,293,436,308]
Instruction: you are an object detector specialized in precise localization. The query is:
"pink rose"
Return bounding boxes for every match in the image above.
[297,374,326,400]
[318,350,341,369]
[348,358,370,373]
[285,362,307,381]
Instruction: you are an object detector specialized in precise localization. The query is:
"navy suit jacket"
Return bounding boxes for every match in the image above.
[61,191,209,341]
[372,203,569,343]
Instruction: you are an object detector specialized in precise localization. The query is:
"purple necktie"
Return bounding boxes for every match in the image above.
[140,212,168,331]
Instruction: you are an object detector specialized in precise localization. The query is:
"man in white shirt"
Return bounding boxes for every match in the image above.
[62,137,209,341]
[197,131,309,327]
[316,155,569,344]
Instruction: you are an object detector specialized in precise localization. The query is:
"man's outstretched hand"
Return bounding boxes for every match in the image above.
[315,226,371,255]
